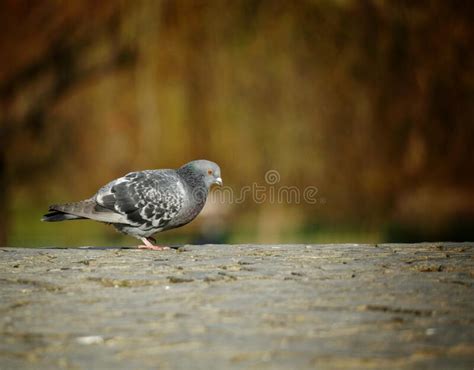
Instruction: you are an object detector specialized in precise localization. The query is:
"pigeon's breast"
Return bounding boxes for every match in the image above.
[168,181,207,228]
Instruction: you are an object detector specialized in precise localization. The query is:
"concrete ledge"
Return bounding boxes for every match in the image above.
[1,243,473,369]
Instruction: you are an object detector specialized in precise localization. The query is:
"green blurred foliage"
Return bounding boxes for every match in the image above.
[1,0,473,246]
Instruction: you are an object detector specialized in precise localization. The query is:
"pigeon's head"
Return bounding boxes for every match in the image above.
[180,160,222,189]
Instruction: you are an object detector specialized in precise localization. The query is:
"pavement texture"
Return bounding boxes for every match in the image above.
[0,243,473,370]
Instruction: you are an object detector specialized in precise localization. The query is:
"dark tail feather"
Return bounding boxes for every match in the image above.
[42,199,123,223]
[41,210,85,222]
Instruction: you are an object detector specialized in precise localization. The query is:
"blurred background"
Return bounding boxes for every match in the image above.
[1,0,473,247]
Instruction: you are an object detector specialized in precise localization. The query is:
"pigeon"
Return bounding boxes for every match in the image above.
[42,160,222,250]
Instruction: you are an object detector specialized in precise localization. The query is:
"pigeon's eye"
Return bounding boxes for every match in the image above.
[207,169,213,175]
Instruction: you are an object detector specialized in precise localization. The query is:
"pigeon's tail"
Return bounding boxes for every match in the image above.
[41,210,85,222]
[41,199,126,224]
[41,200,93,222]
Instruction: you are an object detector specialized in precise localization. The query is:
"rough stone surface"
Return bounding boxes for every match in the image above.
[0,243,473,370]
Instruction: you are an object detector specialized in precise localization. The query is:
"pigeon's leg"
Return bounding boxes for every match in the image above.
[137,237,170,251]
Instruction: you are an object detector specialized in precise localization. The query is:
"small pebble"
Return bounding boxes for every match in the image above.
[76,335,104,345]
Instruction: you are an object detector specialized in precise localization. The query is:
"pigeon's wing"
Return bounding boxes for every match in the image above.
[95,170,185,230]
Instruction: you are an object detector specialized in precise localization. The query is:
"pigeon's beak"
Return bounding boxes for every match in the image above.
[214,177,223,186]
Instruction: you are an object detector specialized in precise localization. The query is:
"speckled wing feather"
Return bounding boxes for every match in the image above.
[95,170,185,230]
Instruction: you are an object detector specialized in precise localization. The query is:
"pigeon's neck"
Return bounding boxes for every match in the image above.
[175,167,209,224]
[177,167,208,193]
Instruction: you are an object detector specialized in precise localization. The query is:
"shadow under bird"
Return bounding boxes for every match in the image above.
[42,160,222,250]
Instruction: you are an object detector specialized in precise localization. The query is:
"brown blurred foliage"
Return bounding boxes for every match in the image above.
[1,0,473,245]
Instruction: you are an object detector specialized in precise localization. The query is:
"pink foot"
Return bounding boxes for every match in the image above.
[137,237,170,251]
[137,244,170,251]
